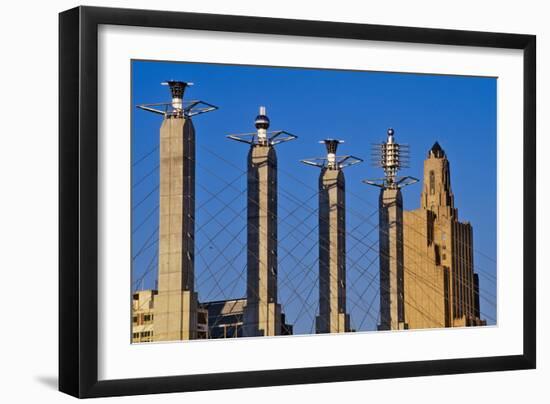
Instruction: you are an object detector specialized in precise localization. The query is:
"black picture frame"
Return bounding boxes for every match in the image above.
[59,5,536,398]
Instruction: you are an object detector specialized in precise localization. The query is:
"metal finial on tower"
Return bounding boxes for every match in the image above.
[227,106,297,146]
[301,139,362,170]
[162,80,191,111]
[255,106,270,129]
[363,128,418,189]
[324,139,341,169]
[324,139,341,154]
[136,80,218,118]
[254,106,271,144]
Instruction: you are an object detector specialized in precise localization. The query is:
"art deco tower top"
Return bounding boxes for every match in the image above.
[428,141,446,159]
[421,141,456,218]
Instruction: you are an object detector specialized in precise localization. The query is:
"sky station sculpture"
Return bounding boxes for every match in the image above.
[227,107,297,337]
[364,128,418,331]
[301,140,362,333]
[137,81,217,341]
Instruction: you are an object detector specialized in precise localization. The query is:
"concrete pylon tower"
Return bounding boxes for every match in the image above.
[137,81,217,341]
[364,128,418,331]
[227,107,297,337]
[301,140,362,333]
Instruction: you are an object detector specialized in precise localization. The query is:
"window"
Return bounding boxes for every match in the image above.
[143,314,152,322]
[429,170,435,195]
[132,316,138,324]
[197,311,207,324]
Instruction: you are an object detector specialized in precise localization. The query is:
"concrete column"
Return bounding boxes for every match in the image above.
[154,116,198,341]
[316,168,350,333]
[242,144,282,337]
[378,188,407,330]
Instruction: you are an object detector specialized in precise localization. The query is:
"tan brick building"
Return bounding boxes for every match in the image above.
[403,142,486,329]
[132,290,156,343]
[131,290,209,342]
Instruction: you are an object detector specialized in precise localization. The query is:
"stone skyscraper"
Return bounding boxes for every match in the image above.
[402,142,486,328]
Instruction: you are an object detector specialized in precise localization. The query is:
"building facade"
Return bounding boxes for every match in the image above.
[402,142,486,328]
[132,290,157,343]
[201,299,293,338]
[131,294,291,341]
[131,290,209,342]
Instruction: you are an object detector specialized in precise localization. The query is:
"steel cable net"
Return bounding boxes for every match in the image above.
[131,136,497,337]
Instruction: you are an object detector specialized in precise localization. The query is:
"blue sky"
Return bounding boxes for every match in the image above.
[131,60,497,332]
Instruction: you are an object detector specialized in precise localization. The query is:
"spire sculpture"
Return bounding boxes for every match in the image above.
[364,128,418,331]
[227,106,297,337]
[302,140,362,333]
[136,81,217,341]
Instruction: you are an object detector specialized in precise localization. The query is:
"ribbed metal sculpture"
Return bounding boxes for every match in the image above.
[364,128,418,331]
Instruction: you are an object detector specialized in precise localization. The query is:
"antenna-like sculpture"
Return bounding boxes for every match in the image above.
[301,140,362,334]
[136,81,217,341]
[137,80,218,118]
[227,106,297,146]
[364,128,418,189]
[227,106,296,337]
[301,139,362,170]
[364,128,418,331]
